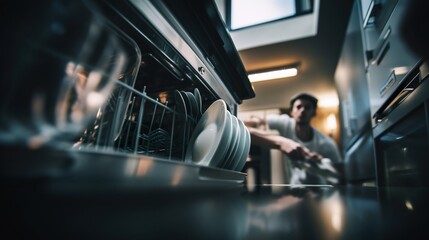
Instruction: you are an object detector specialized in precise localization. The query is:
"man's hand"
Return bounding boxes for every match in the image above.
[272,136,322,161]
[247,127,323,161]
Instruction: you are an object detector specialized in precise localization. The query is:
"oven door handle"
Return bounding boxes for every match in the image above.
[375,88,413,122]
[374,72,421,122]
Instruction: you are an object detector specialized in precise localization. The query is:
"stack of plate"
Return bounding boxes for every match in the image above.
[185,99,251,171]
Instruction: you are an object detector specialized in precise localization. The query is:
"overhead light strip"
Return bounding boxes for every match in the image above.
[248,67,298,82]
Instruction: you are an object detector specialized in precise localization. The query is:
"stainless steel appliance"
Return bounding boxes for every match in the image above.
[0,0,255,187]
[335,0,376,185]
[359,0,399,67]
[364,0,421,127]
[373,65,429,186]
[335,0,429,186]
[362,0,429,186]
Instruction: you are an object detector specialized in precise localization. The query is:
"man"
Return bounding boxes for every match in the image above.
[244,93,342,184]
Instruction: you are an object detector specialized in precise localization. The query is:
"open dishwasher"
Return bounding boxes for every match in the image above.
[0,0,255,188]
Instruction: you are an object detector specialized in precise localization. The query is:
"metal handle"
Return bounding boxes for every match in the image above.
[363,1,380,28]
[372,27,391,66]
[374,71,420,122]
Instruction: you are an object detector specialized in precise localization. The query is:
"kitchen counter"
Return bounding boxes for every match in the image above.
[2,179,429,240]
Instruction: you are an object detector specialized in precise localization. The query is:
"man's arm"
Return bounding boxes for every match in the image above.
[243,116,267,128]
[248,126,343,184]
[248,127,322,161]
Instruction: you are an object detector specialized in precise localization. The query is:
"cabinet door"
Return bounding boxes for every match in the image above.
[335,0,371,149]
[344,130,376,183]
[359,0,399,63]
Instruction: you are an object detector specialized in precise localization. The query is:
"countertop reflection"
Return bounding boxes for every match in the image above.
[2,181,429,239]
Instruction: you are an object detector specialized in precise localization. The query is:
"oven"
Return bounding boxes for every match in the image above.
[372,61,429,186]
[0,0,255,188]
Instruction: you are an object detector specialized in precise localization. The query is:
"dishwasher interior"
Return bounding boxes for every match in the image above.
[1,0,255,187]
[76,52,203,161]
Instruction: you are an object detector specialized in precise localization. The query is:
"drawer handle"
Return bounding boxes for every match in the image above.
[372,27,391,66]
[363,2,380,28]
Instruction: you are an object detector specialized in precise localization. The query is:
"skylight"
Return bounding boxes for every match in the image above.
[227,0,314,31]
[216,0,319,50]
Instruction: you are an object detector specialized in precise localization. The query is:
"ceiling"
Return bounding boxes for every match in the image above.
[227,0,354,111]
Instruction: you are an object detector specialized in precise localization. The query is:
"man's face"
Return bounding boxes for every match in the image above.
[290,99,316,124]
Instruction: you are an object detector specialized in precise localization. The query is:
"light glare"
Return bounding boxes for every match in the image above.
[248,68,298,82]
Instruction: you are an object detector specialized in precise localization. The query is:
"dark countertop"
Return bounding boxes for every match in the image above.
[2,180,429,240]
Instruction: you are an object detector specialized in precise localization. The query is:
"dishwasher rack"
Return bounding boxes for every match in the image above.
[74,78,200,162]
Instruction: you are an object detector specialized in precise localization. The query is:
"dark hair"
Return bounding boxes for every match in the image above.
[290,93,318,109]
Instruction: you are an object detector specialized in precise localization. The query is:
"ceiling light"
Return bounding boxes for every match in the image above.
[248,67,298,82]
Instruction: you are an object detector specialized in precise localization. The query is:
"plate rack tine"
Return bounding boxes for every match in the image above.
[134,86,147,154]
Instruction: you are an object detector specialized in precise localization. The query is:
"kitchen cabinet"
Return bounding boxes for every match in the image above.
[335,0,376,184]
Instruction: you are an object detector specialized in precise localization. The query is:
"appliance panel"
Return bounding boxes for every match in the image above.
[358,0,399,66]
[335,0,372,149]
[375,104,429,186]
[366,0,421,126]
[155,0,255,103]
[344,131,376,184]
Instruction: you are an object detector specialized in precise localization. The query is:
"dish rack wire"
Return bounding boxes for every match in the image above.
[75,78,198,162]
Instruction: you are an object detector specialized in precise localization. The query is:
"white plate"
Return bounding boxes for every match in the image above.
[174,90,188,155]
[222,114,240,170]
[230,119,244,171]
[228,117,246,170]
[217,112,233,167]
[185,100,233,167]
[233,119,251,171]
[180,91,192,117]
[194,88,202,116]
[185,91,198,120]
[220,112,239,169]
[174,90,187,118]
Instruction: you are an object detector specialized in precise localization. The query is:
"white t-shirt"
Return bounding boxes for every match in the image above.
[267,114,342,162]
[267,114,342,184]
